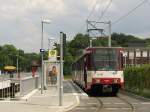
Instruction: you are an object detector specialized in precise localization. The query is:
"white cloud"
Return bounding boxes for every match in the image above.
[0,0,150,52]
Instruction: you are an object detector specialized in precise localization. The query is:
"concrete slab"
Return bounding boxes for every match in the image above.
[0,80,80,112]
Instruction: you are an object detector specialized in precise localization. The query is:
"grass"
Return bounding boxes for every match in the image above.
[125,88,150,99]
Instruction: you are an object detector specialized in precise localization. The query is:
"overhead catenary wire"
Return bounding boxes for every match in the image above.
[87,0,112,38]
[92,0,112,37]
[96,0,112,22]
[78,0,101,33]
[87,0,100,19]
[112,0,149,26]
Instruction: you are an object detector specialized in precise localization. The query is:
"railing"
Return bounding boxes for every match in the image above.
[0,73,40,100]
[20,76,40,97]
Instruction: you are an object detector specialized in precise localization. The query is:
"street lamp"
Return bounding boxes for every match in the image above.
[41,18,51,94]
[41,19,51,51]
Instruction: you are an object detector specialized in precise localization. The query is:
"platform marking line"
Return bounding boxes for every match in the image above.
[121,108,132,110]
[114,102,125,105]
[103,102,111,104]
[75,107,96,110]
[132,102,138,105]
[75,107,86,110]
[138,107,149,110]
[141,102,150,105]
[87,102,97,105]
[32,95,58,98]
[105,108,118,110]
[105,107,131,110]
[20,89,38,101]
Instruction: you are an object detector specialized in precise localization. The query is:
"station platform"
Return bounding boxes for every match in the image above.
[0,80,81,112]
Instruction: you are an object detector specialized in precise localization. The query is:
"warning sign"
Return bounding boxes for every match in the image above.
[48,50,57,61]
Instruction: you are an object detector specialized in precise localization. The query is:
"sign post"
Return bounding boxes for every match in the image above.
[59,32,64,106]
[40,48,45,94]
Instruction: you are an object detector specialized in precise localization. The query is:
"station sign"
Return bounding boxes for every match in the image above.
[48,50,57,61]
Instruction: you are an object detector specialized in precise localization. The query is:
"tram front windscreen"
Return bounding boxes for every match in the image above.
[92,49,118,71]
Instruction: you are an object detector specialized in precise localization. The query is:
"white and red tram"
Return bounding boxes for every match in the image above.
[72,47,124,95]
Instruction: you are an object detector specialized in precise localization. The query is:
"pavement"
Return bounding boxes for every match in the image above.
[0,80,82,112]
[1,79,150,112]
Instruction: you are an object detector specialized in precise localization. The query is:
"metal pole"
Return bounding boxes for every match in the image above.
[108,21,111,47]
[87,20,91,48]
[48,39,51,50]
[90,39,92,47]
[17,57,18,76]
[59,32,63,106]
[41,21,44,94]
[125,56,126,68]
[87,19,89,36]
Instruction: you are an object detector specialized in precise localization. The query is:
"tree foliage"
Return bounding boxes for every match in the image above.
[0,32,149,74]
[0,44,41,72]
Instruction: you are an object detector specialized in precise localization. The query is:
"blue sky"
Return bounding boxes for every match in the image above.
[0,0,149,52]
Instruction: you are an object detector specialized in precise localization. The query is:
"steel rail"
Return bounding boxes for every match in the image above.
[117,95,135,112]
[95,95,135,112]
[95,97,103,112]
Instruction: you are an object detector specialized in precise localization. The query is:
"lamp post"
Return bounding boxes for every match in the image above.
[17,57,18,77]
[41,18,51,94]
[59,32,64,106]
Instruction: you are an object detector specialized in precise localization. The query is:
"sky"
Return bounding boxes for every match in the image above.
[0,0,150,52]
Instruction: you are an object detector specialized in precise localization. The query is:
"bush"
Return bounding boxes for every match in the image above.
[124,65,150,97]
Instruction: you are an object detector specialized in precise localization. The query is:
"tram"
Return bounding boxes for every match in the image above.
[72,47,124,95]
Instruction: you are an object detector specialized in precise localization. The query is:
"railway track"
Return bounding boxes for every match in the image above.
[117,95,135,112]
[66,81,150,112]
[95,95,135,112]
[95,97,103,112]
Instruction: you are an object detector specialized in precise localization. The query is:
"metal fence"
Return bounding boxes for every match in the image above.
[20,76,39,97]
[0,73,40,100]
